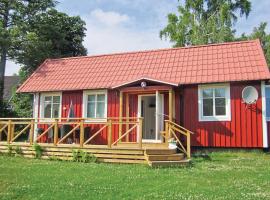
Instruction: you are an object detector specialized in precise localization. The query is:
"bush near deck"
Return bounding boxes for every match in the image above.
[0,151,269,200]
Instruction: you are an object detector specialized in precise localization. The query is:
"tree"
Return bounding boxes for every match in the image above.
[0,0,56,115]
[9,9,87,117]
[160,0,251,47]
[9,9,87,75]
[240,22,270,66]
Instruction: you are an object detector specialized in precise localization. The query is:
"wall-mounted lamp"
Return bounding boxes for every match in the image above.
[141,81,147,88]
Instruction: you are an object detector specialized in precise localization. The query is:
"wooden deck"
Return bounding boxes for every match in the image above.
[0,142,190,166]
[0,118,193,167]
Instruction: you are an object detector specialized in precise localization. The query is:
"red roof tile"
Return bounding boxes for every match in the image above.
[17,39,270,93]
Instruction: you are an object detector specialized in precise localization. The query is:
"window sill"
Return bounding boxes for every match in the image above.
[199,116,231,122]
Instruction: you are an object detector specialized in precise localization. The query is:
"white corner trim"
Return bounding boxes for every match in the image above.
[198,83,231,122]
[82,89,108,122]
[261,81,268,148]
[33,93,39,141]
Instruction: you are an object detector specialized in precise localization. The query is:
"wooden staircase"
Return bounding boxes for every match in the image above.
[145,149,190,167]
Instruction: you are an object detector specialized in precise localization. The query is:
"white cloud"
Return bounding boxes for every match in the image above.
[83,9,171,55]
[90,9,130,26]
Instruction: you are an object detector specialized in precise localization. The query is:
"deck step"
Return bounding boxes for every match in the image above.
[149,159,191,167]
[147,153,184,161]
[98,158,147,164]
[145,149,177,155]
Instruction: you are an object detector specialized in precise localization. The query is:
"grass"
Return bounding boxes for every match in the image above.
[0,151,270,200]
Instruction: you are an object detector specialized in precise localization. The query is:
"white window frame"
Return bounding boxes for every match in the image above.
[83,90,108,122]
[198,83,231,122]
[39,92,62,121]
[264,84,270,121]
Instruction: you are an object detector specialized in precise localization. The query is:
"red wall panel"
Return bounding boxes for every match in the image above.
[182,81,263,148]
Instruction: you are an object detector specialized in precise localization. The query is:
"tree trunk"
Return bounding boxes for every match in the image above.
[0,47,7,117]
[0,2,9,116]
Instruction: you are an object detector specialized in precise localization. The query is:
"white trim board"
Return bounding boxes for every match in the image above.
[261,81,269,148]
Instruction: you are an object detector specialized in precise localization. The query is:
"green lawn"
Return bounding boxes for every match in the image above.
[0,151,270,200]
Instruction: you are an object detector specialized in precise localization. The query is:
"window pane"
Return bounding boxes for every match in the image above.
[97,94,105,102]
[202,89,213,98]
[215,98,225,107]
[44,103,51,118]
[88,95,95,102]
[215,88,225,97]
[44,96,52,102]
[96,102,105,118]
[266,98,270,118]
[87,102,95,118]
[203,99,213,116]
[266,88,270,98]
[52,104,60,118]
[215,98,226,116]
[216,106,226,116]
[53,96,60,103]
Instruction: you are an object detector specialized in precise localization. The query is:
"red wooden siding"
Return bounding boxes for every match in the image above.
[182,81,263,148]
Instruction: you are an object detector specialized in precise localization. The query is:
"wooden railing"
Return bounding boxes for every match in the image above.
[163,120,193,159]
[0,117,143,149]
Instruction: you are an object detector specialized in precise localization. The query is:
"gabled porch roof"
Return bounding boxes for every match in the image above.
[112,77,178,89]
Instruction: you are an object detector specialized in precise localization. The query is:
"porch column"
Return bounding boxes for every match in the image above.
[125,93,129,142]
[119,91,123,139]
[169,89,173,121]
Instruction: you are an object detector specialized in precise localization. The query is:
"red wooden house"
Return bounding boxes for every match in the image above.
[2,39,264,155]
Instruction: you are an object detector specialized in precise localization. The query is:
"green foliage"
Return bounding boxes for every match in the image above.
[14,146,23,156]
[33,143,43,159]
[0,0,56,106]
[239,22,270,66]
[7,145,13,157]
[1,1,87,117]
[10,8,87,75]
[160,0,251,46]
[72,149,96,163]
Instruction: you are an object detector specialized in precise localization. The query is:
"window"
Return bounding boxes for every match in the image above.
[40,93,61,119]
[265,86,270,120]
[83,90,107,120]
[198,84,231,121]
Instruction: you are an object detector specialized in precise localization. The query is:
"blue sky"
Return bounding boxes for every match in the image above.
[6,0,270,75]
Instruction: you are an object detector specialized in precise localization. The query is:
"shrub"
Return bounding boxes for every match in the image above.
[7,145,13,156]
[33,143,43,159]
[72,149,96,163]
[14,146,23,156]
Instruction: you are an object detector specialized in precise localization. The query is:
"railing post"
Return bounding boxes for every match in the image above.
[119,91,123,140]
[80,119,84,148]
[107,119,112,148]
[54,119,58,146]
[187,131,191,159]
[7,120,12,144]
[165,121,169,143]
[138,117,143,149]
[29,120,34,145]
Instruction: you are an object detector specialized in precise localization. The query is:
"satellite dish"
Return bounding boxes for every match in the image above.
[242,86,258,104]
